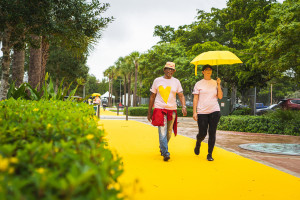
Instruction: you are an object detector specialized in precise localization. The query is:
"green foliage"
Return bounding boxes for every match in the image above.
[248,0,300,82]
[7,82,41,101]
[225,0,276,48]
[124,107,193,117]
[123,107,149,116]
[231,108,251,115]
[7,73,81,101]
[139,42,193,97]
[219,109,300,136]
[256,75,299,104]
[46,44,89,87]
[86,75,108,96]
[139,104,149,107]
[0,99,123,199]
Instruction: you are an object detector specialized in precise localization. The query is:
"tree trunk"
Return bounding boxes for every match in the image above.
[133,62,138,107]
[123,76,127,106]
[109,78,113,106]
[40,36,49,88]
[0,29,12,100]
[28,35,42,91]
[108,78,111,106]
[12,48,25,87]
[128,74,132,107]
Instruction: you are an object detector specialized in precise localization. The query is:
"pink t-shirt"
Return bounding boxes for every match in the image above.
[150,76,183,110]
[192,79,220,114]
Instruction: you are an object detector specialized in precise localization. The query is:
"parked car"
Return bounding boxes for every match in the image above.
[256,104,280,115]
[235,104,249,109]
[256,103,268,109]
[278,98,300,110]
[177,100,193,107]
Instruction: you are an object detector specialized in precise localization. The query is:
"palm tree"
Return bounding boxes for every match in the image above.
[103,66,116,106]
[124,56,135,107]
[28,35,42,91]
[129,51,140,106]
[12,46,25,88]
[115,57,127,106]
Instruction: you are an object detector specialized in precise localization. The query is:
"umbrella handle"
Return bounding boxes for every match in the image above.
[195,65,197,76]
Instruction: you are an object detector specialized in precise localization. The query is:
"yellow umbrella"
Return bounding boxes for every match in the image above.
[92,93,101,97]
[190,51,243,76]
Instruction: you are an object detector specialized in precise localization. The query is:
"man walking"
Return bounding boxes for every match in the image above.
[147,62,187,161]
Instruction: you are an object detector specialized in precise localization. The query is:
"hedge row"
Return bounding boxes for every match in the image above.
[124,107,194,117]
[123,107,299,136]
[0,99,123,199]
[218,111,300,136]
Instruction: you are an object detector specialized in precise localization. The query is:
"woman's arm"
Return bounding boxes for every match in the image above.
[217,78,223,99]
[193,94,199,121]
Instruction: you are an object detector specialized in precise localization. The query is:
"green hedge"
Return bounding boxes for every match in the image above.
[0,99,123,199]
[124,107,193,117]
[231,108,251,115]
[218,110,300,136]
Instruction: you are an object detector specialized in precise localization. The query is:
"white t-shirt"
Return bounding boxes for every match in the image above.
[150,76,183,110]
[192,79,220,114]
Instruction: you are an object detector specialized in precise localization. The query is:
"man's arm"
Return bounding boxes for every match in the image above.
[193,94,199,121]
[147,92,156,122]
[177,92,187,116]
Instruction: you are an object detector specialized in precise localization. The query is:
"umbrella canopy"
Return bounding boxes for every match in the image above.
[92,93,101,97]
[190,51,243,76]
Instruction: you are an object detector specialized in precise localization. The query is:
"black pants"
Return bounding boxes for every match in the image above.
[196,111,221,154]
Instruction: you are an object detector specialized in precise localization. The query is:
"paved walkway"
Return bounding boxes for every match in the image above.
[99,109,300,200]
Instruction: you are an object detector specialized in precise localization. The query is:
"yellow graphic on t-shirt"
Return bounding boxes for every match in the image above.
[158,86,171,104]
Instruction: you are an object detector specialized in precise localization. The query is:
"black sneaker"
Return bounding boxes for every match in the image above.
[207,154,214,161]
[194,142,201,155]
[163,155,170,161]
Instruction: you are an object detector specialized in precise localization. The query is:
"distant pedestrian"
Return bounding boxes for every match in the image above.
[192,65,223,161]
[147,61,187,162]
[102,98,108,111]
[93,96,101,105]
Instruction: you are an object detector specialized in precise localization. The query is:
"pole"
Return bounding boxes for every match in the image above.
[270,84,273,105]
[97,104,100,119]
[126,106,128,121]
[119,79,121,104]
[254,87,256,115]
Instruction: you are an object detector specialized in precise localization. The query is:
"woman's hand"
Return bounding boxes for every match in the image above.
[193,112,198,121]
[217,78,221,85]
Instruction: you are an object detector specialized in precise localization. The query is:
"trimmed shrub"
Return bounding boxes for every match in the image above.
[124,107,193,117]
[0,99,123,199]
[231,108,251,115]
[218,110,300,136]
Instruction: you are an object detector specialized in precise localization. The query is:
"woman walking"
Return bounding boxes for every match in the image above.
[192,65,223,161]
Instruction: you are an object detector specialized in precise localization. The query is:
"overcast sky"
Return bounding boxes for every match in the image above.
[86,0,283,81]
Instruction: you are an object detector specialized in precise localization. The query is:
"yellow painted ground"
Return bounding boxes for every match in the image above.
[101,119,300,200]
[99,108,123,116]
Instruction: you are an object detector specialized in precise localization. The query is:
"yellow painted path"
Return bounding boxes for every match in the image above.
[99,108,123,116]
[101,119,300,200]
